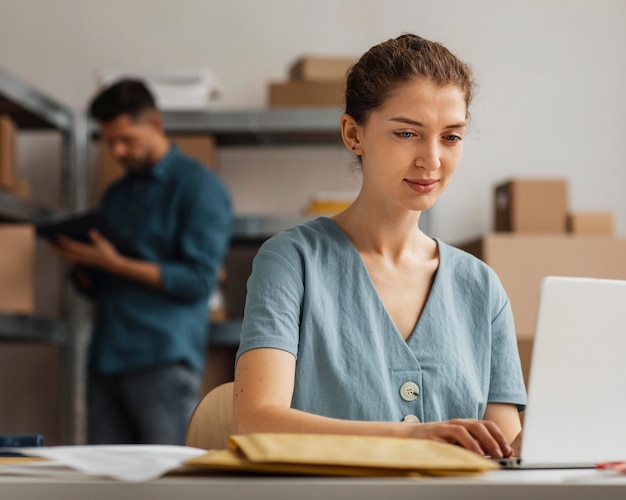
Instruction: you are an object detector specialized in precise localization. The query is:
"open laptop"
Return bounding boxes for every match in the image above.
[500,276,626,469]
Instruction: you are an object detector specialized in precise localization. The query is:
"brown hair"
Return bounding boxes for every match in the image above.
[345,33,475,125]
[89,79,157,123]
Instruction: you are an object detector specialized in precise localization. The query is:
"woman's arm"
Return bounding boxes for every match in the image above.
[233,347,513,458]
[483,403,522,443]
[484,403,523,455]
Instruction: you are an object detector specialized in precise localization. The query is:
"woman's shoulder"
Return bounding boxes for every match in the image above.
[259,217,346,256]
[251,217,350,281]
[436,238,503,289]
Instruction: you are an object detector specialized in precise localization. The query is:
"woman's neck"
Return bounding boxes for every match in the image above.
[332,195,431,263]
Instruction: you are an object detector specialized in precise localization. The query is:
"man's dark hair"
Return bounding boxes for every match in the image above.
[88,79,157,123]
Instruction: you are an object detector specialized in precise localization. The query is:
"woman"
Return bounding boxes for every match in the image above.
[233,34,526,459]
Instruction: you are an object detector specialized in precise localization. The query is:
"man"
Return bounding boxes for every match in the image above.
[53,79,232,445]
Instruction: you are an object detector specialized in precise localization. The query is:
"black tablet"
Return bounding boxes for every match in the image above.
[36,211,143,259]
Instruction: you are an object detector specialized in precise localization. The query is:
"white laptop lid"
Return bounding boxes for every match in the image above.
[520,276,626,467]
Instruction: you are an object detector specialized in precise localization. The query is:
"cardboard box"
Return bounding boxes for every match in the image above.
[495,179,568,233]
[459,234,626,339]
[172,135,219,171]
[0,225,35,313]
[0,115,17,191]
[95,134,219,202]
[567,212,614,236]
[268,81,345,108]
[289,56,356,82]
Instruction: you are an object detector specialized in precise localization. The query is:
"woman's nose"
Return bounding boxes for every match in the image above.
[415,140,441,171]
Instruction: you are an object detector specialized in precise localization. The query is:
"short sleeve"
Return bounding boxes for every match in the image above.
[488,297,527,411]
[236,248,304,363]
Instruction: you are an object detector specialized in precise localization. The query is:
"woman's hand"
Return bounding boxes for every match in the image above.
[407,418,514,458]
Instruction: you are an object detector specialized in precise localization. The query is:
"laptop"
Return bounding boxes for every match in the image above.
[500,276,626,469]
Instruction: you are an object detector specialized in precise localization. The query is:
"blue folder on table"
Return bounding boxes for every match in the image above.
[0,435,45,457]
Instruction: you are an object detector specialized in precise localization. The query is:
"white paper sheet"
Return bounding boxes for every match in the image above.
[1,445,207,482]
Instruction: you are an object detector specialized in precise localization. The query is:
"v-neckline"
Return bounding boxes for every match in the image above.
[320,217,442,344]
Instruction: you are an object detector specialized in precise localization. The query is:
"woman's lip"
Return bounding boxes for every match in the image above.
[405,179,438,194]
[405,178,438,185]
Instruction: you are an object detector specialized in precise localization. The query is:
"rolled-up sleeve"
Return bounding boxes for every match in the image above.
[160,171,232,302]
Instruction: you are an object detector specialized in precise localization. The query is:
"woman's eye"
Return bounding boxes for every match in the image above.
[443,135,462,143]
[394,131,415,139]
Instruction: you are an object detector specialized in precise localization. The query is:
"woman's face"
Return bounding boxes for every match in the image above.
[355,78,467,214]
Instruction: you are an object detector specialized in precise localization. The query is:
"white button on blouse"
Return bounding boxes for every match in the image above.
[402,414,420,423]
[400,382,420,402]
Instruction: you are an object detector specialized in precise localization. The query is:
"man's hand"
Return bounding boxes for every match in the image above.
[52,230,123,274]
[50,229,163,289]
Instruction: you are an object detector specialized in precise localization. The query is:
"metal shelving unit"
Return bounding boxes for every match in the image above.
[0,67,72,131]
[162,107,344,146]
[0,66,88,445]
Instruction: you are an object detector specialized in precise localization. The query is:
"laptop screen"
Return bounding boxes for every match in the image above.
[520,277,626,467]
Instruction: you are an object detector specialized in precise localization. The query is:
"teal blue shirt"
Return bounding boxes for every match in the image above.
[85,145,232,375]
[237,217,526,423]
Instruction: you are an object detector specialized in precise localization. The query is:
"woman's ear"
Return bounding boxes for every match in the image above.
[340,114,363,155]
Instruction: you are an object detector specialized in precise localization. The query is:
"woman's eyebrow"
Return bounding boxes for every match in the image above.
[389,116,467,129]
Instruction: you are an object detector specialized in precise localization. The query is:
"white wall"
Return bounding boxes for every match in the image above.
[1,0,625,244]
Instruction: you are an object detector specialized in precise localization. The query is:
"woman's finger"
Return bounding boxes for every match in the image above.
[435,424,485,456]
[481,420,513,457]
[461,420,505,458]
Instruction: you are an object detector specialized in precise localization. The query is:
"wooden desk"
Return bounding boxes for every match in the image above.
[1,469,626,499]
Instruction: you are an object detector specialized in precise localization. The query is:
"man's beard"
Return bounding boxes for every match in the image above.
[120,155,153,173]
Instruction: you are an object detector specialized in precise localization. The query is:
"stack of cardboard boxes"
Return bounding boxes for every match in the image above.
[268,55,355,108]
[459,179,624,387]
[0,115,35,315]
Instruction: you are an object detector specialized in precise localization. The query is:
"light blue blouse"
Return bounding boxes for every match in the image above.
[236,217,526,423]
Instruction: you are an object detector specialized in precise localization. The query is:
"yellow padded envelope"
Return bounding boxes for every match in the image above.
[185,433,498,477]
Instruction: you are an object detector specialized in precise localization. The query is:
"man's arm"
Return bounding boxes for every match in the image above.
[53,231,163,289]
[54,173,232,300]
[156,170,232,301]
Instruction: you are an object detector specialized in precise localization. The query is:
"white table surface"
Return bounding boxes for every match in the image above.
[1,468,626,500]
